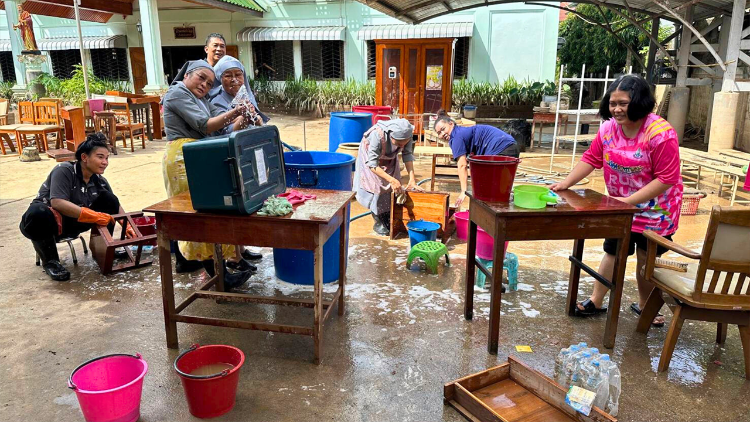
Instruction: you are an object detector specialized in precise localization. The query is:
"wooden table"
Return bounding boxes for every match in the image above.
[414,146,456,190]
[530,112,568,151]
[143,188,354,364]
[463,189,638,353]
[94,111,118,154]
[679,155,747,205]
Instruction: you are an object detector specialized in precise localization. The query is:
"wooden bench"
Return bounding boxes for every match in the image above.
[680,155,747,206]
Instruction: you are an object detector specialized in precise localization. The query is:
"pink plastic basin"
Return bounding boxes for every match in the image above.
[455,211,508,260]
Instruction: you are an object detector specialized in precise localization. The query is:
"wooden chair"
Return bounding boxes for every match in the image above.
[16,101,63,152]
[83,99,107,134]
[0,99,18,154]
[89,212,155,275]
[638,205,750,379]
[0,98,9,125]
[109,102,145,152]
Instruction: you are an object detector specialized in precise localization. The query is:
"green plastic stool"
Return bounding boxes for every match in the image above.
[406,241,450,274]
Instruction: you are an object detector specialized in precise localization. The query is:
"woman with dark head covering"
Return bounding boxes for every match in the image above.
[210,55,268,128]
[354,118,424,235]
[19,133,131,281]
[162,59,254,288]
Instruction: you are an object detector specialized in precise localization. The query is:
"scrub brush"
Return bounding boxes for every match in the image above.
[654,258,689,272]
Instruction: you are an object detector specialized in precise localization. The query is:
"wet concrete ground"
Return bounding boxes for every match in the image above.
[1,114,749,421]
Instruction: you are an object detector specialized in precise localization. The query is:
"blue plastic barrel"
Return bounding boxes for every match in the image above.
[274,151,355,285]
[406,220,441,248]
[328,112,373,152]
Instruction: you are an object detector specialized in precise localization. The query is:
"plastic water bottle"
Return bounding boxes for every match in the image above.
[562,345,581,386]
[585,360,608,410]
[554,347,571,384]
[605,360,621,417]
[572,351,593,387]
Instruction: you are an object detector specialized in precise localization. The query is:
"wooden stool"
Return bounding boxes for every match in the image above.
[89,212,156,275]
[94,111,118,155]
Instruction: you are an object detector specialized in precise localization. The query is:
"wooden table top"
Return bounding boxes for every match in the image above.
[144,188,354,225]
[470,188,638,217]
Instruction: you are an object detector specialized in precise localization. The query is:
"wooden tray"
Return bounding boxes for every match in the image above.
[444,356,616,422]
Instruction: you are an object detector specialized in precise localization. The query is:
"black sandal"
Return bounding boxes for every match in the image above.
[630,303,665,327]
[573,298,608,317]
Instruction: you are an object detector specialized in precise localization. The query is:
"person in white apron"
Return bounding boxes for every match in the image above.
[354,119,423,235]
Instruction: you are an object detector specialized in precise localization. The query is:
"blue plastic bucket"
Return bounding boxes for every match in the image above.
[329,112,373,152]
[274,151,355,285]
[406,220,441,248]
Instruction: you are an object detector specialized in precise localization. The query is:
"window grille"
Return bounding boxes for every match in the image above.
[367,40,376,80]
[50,50,82,79]
[91,48,130,81]
[0,52,16,82]
[301,41,344,80]
[252,41,295,81]
[453,37,470,79]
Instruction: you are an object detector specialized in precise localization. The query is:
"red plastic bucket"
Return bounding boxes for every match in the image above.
[67,353,148,422]
[174,344,245,419]
[132,216,156,246]
[352,105,392,125]
[454,211,508,260]
[467,155,520,202]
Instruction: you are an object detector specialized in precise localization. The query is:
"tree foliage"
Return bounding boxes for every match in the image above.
[558,4,673,75]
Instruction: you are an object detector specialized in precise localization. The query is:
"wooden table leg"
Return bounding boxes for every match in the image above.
[146,108,153,142]
[150,102,163,140]
[464,213,478,320]
[604,230,630,348]
[538,123,544,148]
[431,155,437,191]
[730,176,738,206]
[214,244,225,292]
[338,210,347,316]
[530,120,536,151]
[158,227,178,349]
[313,228,323,364]
[488,218,506,355]
[567,239,585,316]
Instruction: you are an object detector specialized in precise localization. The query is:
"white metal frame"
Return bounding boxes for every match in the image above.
[549,64,633,171]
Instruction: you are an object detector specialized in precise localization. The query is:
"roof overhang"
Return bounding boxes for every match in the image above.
[357,22,473,40]
[183,0,264,16]
[354,0,738,24]
[237,26,345,42]
[20,0,132,23]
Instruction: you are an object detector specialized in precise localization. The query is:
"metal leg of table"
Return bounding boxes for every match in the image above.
[604,232,630,349]
[158,227,178,349]
[313,229,323,365]
[464,216,478,320]
[338,212,347,316]
[567,239,586,316]
[487,220,507,355]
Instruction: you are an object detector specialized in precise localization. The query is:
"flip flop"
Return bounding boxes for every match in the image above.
[573,298,608,317]
[630,302,665,327]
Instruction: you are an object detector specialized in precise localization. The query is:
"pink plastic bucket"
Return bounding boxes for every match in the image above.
[454,211,508,260]
[68,353,148,422]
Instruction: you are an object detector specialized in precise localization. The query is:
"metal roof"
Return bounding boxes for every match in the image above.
[357,22,473,40]
[237,26,346,42]
[37,35,128,50]
[354,0,740,24]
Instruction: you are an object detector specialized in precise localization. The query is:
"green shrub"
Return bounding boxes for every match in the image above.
[32,65,132,106]
[452,77,564,108]
[252,77,375,113]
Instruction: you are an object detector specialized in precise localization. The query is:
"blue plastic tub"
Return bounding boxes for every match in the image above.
[406,220,441,248]
[328,112,373,152]
[274,151,355,285]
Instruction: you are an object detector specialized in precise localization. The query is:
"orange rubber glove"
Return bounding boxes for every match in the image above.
[125,224,136,239]
[78,207,115,226]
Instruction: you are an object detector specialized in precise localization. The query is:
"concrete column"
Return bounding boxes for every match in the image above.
[708,91,740,153]
[293,40,302,79]
[720,0,747,92]
[646,17,660,85]
[4,0,27,92]
[668,7,693,144]
[704,15,733,143]
[137,0,167,93]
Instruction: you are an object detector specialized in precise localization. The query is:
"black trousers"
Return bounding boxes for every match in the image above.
[498,143,520,158]
[19,191,120,242]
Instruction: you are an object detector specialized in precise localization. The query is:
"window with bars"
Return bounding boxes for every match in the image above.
[0,52,15,82]
[50,50,82,79]
[453,37,470,79]
[367,40,376,80]
[91,48,130,81]
[301,41,344,80]
[252,41,294,81]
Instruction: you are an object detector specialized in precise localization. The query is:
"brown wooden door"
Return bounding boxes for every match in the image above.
[421,43,453,115]
[129,47,147,94]
[375,43,404,115]
[404,46,424,132]
[225,45,239,59]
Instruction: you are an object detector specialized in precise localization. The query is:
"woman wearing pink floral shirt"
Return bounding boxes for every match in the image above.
[551,75,683,327]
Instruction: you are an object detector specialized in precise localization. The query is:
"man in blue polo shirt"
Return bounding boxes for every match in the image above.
[434,111,519,207]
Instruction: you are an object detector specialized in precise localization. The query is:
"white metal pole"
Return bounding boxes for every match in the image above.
[628,65,633,74]
[303,120,307,151]
[571,64,585,169]
[73,0,90,99]
[549,64,564,172]
[604,65,610,93]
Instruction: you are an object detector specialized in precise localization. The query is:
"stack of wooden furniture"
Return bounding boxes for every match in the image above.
[0,100,65,157]
[0,98,17,154]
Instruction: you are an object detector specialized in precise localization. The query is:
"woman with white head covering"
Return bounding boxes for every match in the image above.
[161,59,253,288]
[211,55,269,127]
[354,118,424,235]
